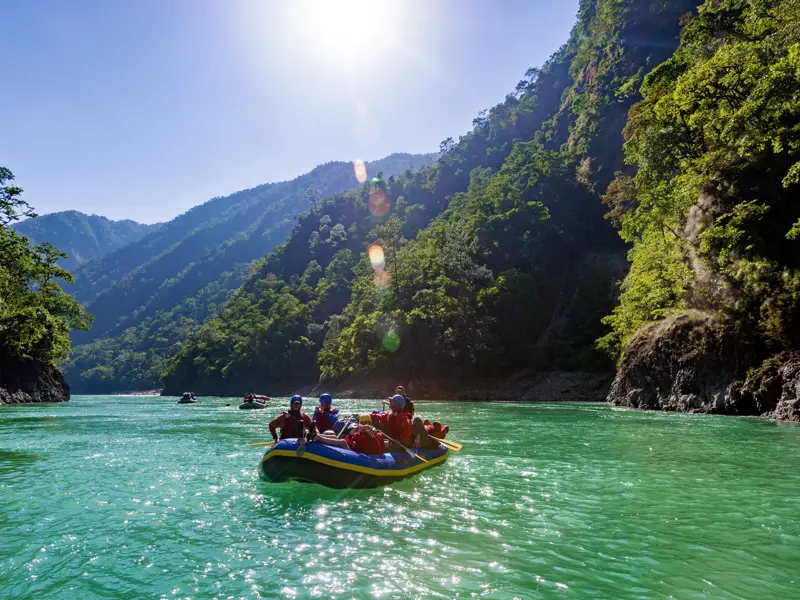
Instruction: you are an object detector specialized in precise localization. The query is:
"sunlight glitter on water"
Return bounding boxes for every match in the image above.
[0,398,799,599]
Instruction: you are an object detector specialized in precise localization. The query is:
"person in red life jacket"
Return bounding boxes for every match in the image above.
[385,387,435,449]
[313,393,340,433]
[311,424,386,454]
[268,395,312,441]
[423,420,450,439]
[369,394,413,450]
[388,385,414,417]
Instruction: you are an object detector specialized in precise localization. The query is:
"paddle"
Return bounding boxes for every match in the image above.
[336,415,357,439]
[430,436,462,451]
[379,432,428,463]
[249,441,277,447]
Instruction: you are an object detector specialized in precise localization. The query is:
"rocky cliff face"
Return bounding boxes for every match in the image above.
[732,352,800,422]
[0,356,70,404]
[608,312,800,421]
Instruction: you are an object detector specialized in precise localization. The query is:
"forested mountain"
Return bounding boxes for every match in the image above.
[161,0,702,396]
[1,168,91,403]
[64,152,435,392]
[12,211,158,272]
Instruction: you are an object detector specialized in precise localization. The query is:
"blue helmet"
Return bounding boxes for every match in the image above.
[319,393,332,405]
[390,394,405,409]
[290,395,303,408]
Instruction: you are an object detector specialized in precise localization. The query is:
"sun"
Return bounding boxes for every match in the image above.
[286,0,400,66]
[309,0,381,54]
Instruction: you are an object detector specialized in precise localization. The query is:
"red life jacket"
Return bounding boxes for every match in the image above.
[371,411,412,446]
[346,427,385,454]
[314,407,339,433]
[280,410,311,440]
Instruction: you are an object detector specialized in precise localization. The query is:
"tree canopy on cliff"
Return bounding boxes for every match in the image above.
[0,167,92,362]
[600,0,800,356]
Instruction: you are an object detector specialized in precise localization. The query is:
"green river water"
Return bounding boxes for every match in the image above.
[1,396,799,599]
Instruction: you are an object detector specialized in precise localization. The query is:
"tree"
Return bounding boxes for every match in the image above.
[0,166,93,362]
[305,186,320,214]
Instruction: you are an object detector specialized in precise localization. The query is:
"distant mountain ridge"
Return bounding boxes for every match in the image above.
[12,210,159,272]
[64,152,436,392]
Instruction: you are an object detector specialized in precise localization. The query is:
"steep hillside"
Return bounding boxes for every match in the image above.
[64,152,435,392]
[162,0,701,396]
[603,0,800,420]
[12,211,157,272]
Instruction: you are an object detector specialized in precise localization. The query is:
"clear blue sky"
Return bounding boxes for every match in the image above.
[1,0,579,224]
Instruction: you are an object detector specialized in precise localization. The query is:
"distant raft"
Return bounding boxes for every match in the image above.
[259,439,449,489]
[177,393,197,404]
[239,398,268,410]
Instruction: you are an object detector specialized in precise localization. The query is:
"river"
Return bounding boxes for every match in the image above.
[1,396,799,599]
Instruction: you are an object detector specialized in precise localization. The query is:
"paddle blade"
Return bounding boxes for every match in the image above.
[431,436,462,451]
[249,441,276,447]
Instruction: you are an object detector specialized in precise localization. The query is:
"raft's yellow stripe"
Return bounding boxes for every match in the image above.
[260,448,449,477]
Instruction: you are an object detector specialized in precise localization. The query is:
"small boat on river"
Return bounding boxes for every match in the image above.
[258,439,449,489]
[239,399,267,409]
[177,392,197,404]
[239,394,270,410]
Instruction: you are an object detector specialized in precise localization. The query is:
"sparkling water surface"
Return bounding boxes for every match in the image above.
[1,396,799,599]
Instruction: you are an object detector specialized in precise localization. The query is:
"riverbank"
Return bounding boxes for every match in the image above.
[296,370,613,402]
[0,356,69,405]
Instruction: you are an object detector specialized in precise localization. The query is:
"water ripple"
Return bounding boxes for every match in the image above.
[0,398,799,598]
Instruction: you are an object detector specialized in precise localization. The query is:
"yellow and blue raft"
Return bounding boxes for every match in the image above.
[259,439,449,489]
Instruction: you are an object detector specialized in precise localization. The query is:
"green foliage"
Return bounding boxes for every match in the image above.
[0,168,92,363]
[597,230,692,356]
[601,0,800,355]
[63,153,434,392]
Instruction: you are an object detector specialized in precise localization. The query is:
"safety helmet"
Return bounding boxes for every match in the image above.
[319,393,332,405]
[290,395,303,408]
[390,394,405,410]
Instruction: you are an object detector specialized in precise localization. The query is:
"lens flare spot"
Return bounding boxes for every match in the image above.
[373,270,391,288]
[368,190,390,217]
[368,244,385,270]
[354,159,367,184]
[382,330,401,353]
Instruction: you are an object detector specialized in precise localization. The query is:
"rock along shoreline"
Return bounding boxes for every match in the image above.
[607,312,800,422]
[0,356,70,405]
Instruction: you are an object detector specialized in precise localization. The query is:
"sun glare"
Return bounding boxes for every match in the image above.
[289,0,399,65]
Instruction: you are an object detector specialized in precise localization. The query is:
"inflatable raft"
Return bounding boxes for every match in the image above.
[259,439,449,488]
[177,393,196,404]
[239,398,268,410]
